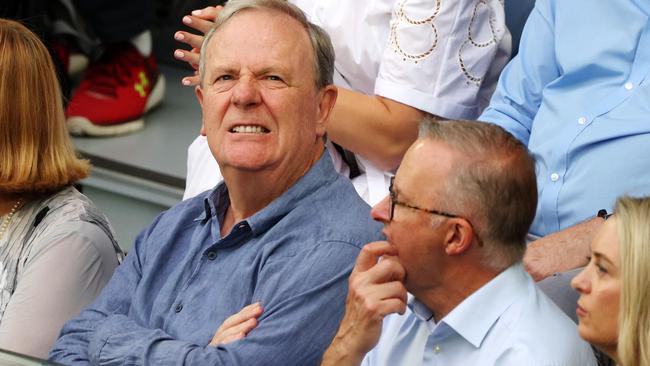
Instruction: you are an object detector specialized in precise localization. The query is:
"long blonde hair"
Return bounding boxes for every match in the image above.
[0,19,89,193]
[616,196,650,366]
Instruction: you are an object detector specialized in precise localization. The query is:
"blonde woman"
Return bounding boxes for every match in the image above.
[0,19,123,358]
[572,196,650,366]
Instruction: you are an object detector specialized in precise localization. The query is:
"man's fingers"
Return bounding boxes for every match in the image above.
[216,318,258,344]
[350,255,405,293]
[368,256,406,283]
[376,298,408,316]
[182,14,217,34]
[362,281,407,304]
[219,303,263,330]
[174,31,205,50]
[354,241,398,273]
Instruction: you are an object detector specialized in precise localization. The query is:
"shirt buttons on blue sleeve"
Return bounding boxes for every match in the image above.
[577,117,587,125]
[207,251,217,260]
[624,82,634,90]
[174,304,183,313]
[550,173,560,182]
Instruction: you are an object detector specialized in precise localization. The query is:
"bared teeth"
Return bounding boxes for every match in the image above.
[230,125,269,134]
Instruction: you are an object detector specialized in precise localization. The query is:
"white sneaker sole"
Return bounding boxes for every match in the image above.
[67,74,166,137]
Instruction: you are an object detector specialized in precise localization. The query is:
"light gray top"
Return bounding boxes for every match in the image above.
[0,187,122,358]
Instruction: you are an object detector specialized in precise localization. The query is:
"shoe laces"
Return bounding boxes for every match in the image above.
[83,45,145,98]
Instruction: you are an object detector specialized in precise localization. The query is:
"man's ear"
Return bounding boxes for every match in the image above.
[443,219,474,256]
[315,85,338,136]
[195,86,207,136]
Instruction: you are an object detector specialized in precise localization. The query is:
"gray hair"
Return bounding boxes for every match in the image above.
[199,0,335,89]
[418,117,537,270]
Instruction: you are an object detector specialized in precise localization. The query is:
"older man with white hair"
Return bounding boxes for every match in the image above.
[50,1,381,364]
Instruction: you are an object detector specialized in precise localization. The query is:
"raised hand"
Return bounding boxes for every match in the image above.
[321,241,407,366]
[173,6,222,86]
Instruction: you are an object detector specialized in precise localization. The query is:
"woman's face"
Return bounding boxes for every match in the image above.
[571,218,621,356]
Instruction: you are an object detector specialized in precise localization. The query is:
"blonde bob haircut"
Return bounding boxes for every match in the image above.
[0,19,89,193]
[615,196,650,366]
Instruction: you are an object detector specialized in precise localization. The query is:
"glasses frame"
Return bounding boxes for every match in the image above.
[388,176,461,222]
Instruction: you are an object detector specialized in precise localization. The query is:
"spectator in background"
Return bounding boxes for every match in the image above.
[0,0,164,137]
[572,196,650,366]
[175,0,511,204]
[479,0,650,317]
[50,2,381,364]
[0,19,123,358]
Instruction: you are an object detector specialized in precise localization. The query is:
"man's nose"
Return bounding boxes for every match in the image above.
[231,77,261,108]
[371,195,390,223]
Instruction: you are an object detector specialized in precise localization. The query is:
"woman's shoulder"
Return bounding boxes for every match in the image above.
[26,186,122,259]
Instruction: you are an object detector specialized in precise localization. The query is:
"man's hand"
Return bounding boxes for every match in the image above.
[173,6,222,86]
[321,241,407,366]
[209,302,264,346]
[524,217,603,281]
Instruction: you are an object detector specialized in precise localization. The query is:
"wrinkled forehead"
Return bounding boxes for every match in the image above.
[207,8,312,58]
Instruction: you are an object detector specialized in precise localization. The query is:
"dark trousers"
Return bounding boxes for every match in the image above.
[73,0,154,43]
[0,0,154,43]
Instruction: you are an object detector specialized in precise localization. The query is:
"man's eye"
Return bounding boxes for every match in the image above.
[266,75,282,81]
[215,75,233,82]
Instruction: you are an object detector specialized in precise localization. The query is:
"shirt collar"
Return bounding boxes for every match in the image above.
[196,150,338,236]
[440,263,529,348]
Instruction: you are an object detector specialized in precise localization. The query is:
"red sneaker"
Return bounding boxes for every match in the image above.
[66,43,165,136]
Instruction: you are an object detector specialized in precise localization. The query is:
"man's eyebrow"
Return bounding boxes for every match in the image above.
[256,65,290,76]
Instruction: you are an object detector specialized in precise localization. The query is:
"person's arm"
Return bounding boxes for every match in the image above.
[0,223,118,359]
[321,242,407,366]
[53,237,362,365]
[199,241,407,366]
[524,217,603,281]
[479,0,559,144]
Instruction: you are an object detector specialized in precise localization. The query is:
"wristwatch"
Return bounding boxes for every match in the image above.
[596,209,614,220]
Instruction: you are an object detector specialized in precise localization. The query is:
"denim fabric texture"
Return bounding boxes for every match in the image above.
[50,152,383,365]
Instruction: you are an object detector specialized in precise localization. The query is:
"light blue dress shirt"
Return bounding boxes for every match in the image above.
[480,0,650,236]
[362,264,596,365]
[50,153,383,365]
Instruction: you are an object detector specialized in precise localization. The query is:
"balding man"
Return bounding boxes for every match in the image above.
[321,118,596,365]
[50,1,380,364]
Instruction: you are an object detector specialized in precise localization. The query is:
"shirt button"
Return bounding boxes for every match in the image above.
[550,173,560,182]
[174,304,183,313]
[433,345,441,354]
[624,82,634,90]
[577,117,587,125]
[207,251,217,260]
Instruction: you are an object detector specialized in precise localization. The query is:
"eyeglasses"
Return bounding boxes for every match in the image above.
[388,176,460,222]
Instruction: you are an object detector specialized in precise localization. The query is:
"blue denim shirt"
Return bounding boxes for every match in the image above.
[50,152,382,365]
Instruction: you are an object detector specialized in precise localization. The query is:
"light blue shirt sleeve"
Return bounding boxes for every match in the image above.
[479,0,559,145]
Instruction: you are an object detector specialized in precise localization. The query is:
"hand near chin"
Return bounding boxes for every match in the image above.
[209,302,264,346]
[174,6,222,86]
[321,241,407,366]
